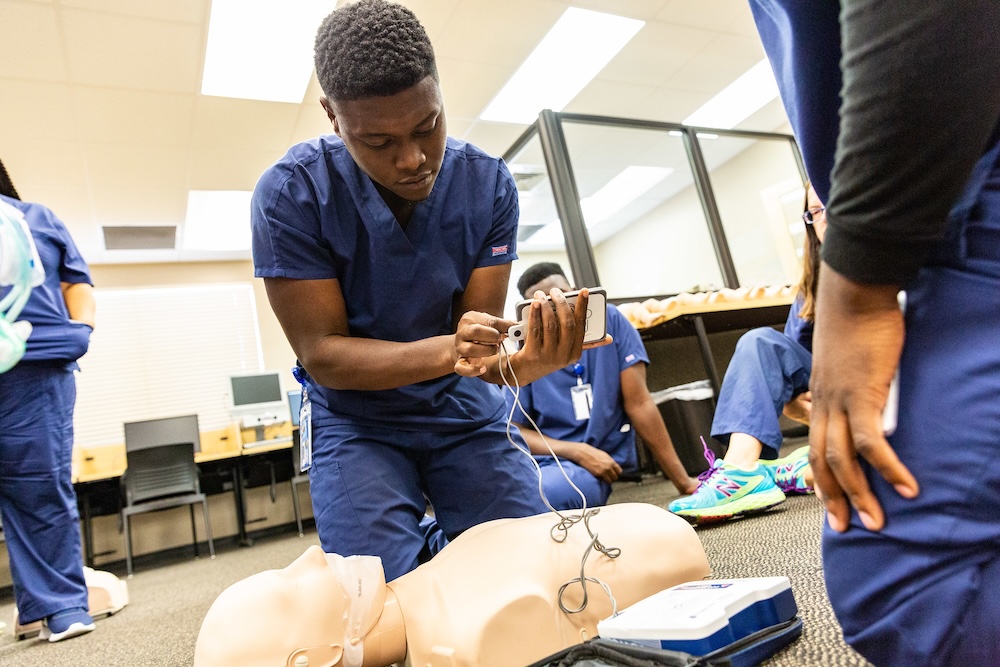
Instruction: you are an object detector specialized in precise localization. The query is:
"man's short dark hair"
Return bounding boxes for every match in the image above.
[517,262,568,298]
[314,0,439,103]
[0,158,20,201]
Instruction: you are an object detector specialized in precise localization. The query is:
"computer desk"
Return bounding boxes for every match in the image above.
[72,422,296,565]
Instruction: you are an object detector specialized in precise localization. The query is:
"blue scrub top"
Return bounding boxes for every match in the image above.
[508,305,648,470]
[782,296,813,353]
[0,195,92,363]
[252,135,519,432]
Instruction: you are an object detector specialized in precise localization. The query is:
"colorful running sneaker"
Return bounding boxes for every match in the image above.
[765,446,814,494]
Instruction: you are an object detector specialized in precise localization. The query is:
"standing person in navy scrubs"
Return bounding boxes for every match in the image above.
[750,1,1000,664]
[0,157,97,642]
[252,0,594,581]
[506,262,697,510]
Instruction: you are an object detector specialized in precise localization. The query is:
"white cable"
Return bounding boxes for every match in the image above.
[496,341,620,615]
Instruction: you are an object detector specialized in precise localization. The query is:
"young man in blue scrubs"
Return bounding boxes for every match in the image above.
[0,158,97,642]
[507,263,697,510]
[750,1,1000,664]
[252,0,593,581]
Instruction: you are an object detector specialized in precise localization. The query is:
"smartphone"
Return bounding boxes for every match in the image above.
[507,288,608,345]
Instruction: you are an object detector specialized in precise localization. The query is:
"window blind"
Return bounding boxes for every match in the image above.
[73,283,264,447]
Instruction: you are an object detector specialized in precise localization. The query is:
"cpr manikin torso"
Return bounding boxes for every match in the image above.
[194,503,710,667]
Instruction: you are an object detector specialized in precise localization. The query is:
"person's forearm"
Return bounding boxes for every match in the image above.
[629,401,691,488]
[301,333,458,391]
[62,282,95,328]
[515,424,581,461]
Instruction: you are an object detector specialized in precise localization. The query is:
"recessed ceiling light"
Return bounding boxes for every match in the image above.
[480,8,644,124]
[683,59,780,130]
[201,0,331,103]
[183,191,253,251]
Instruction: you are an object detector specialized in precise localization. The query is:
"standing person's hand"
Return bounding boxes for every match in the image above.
[808,265,919,532]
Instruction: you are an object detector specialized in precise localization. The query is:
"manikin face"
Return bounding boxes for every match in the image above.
[806,184,827,243]
[322,76,448,203]
[194,546,372,667]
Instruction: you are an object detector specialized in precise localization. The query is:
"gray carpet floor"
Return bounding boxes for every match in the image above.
[0,439,871,667]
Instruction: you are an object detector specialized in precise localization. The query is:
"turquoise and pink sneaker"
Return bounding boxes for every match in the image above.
[765,446,814,495]
[668,441,785,524]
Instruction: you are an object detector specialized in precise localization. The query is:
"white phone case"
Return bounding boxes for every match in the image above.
[508,288,608,345]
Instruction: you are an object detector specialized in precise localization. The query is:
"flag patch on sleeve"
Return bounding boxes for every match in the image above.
[491,245,509,257]
[625,354,636,363]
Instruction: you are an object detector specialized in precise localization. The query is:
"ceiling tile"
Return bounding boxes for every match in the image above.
[597,21,715,87]
[563,80,655,119]
[662,33,765,94]
[58,0,207,24]
[459,121,532,159]
[81,143,190,189]
[0,140,89,192]
[629,87,712,124]
[73,87,195,145]
[437,57,515,121]
[89,185,187,226]
[289,106,334,147]
[187,148,286,192]
[655,0,752,33]
[0,80,79,142]
[0,1,67,81]
[570,0,672,21]
[191,97,301,152]
[433,0,566,66]
[398,0,461,42]
[61,7,203,93]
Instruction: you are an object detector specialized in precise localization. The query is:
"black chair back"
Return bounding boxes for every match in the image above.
[123,442,200,505]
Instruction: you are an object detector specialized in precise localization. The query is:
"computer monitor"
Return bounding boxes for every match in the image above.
[229,371,286,429]
[124,414,201,453]
[287,389,302,427]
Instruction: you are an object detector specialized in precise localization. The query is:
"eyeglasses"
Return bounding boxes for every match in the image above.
[802,207,826,225]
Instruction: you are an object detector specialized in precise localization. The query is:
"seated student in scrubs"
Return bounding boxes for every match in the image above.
[506,262,698,509]
[251,0,598,582]
[669,184,824,524]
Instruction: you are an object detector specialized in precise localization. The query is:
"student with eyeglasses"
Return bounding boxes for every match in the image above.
[669,183,825,523]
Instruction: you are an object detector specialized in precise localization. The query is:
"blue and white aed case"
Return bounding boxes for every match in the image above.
[597,577,797,656]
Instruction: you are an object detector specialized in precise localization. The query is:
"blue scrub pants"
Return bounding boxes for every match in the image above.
[711,327,812,458]
[536,457,611,510]
[307,415,546,581]
[0,362,89,624]
[823,191,1000,666]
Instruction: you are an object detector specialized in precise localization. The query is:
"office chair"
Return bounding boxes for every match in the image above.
[288,429,310,536]
[120,441,215,577]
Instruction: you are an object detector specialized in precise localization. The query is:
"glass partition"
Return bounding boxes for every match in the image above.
[502,112,805,305]
[700,135,806,287]
[504,132,572,319]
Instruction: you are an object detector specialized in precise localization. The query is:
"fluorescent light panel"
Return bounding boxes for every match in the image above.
[683,59,780,129]
[201,0,332,103]
[480,8,644,124]
[183,191,253,251]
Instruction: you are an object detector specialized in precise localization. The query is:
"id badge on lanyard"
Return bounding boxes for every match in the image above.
[292,366,313,473]
[570,362,592,421]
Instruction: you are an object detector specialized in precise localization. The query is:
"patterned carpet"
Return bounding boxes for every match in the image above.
[1,443,871,667]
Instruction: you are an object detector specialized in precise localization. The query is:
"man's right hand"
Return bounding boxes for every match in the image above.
[570,442,623,483]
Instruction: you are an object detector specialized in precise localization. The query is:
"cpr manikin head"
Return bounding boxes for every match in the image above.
[193,547,404,667]
[195,504,710,667]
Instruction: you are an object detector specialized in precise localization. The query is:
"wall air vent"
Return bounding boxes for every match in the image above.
[102,226,177,250]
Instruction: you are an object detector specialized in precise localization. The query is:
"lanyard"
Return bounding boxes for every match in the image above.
[572,362,585,387]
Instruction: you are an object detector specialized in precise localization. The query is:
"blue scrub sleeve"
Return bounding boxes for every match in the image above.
[51,214,91,285]
[252,164,339,281]
[608,306,648,371]
[473,159,518,268]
